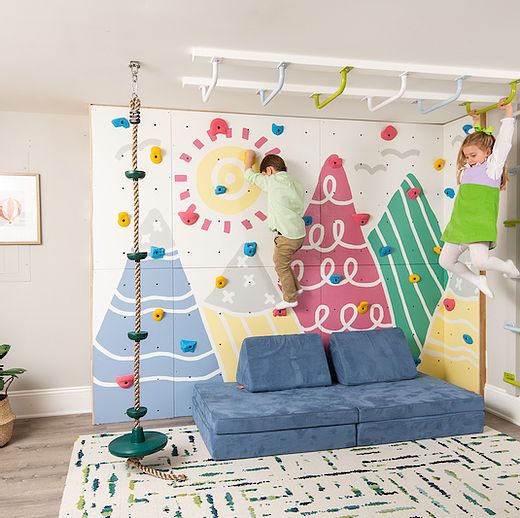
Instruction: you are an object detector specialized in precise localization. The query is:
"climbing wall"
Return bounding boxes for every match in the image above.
[92,106,480,423]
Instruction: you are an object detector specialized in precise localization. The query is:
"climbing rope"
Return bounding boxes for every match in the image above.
[126,63,187,482]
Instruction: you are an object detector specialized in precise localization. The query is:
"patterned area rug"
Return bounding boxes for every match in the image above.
[60,426,520,517]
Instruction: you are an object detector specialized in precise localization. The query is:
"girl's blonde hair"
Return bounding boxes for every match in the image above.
[456,131,509,190]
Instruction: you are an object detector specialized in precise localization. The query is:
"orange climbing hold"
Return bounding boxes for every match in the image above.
[150,146,162,164]
[434,158,446,171]
[215,276,227,288]
[433,246,443,255]
[118,212,130,227]
[409,274,421,283]
[153,308,164,321]
[357,301,369,314]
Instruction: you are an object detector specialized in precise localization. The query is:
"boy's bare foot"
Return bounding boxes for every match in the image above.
[275,300,298,310]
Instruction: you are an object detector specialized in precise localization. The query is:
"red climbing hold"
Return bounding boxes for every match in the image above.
[406,187,421,199]
[116,374,134,389]
[352,213,370,225]
[381,125,398,141]
[327,154,343,169]
[208,118,229,139]
[443,298,456,311]
[178,204,200,226]
[273,308,287,317]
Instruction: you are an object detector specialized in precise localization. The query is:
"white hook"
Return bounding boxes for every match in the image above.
[257,62,289,106]
[364,72,409,112]
[200,58,221,103]
[415,76,468,114]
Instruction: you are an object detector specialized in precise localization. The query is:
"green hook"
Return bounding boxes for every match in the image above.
[462,79,520,115]
[503,219,520,228]
[311,67,353,109]
[504,372,520,388]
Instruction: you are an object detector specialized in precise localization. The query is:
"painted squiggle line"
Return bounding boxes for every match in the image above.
[108,304,198,316]
[354,163,388,174]
[115,138,162,160]
[451,135,465,146]
[309,175,353,206]
[437,313,479,333]
[114,289,193,304]
[381,148,420,159]
[302,220,367,252]
[421,348,478,368]
[93,369,221,387]
[424,337,478,358]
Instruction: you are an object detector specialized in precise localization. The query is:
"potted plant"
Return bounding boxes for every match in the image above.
[0,344,26,447]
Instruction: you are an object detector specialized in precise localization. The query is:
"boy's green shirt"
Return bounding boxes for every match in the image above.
[244,168,306,239]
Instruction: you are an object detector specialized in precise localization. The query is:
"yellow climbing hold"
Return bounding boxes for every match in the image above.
[153,308,164,321]
[215,276,227,289]
[434,158,445,171]
[357,301,369,314]
[409,274,421,283]
[150,146,162,164]
[433,246,443,255]
[118,212,130,227]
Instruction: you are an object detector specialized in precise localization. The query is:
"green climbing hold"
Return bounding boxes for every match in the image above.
[126,406,148,419]
[127,252,148,261]
[128,331,149,341]
[125,170,146,180]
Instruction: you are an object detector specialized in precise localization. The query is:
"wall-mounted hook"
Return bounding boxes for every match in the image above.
[257,62,289,106]
[415,76,468,114]
[311,66,353,109]
[200,57,222,103]
[462,79,520,115]
[364,72,409,112]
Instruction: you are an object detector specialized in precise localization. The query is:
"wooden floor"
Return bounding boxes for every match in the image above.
[0,412,518,518]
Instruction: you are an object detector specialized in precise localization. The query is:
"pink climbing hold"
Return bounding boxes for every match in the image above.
[273,308,287,317]
[208,118,229,139]
[178,204,200,226]
[443,298,456,311]
[406,187,421,200]
[352,213,370,225]
[381,125,398,141]
[116,374,134,389]
[327,154,343,169]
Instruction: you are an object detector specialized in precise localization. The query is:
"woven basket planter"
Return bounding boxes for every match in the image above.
[0,397,15,447]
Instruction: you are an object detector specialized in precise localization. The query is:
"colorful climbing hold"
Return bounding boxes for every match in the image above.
[153,308,164,321]
[150,246,165,259]
[215,276,227,288]
[150,146,162,164]
[180,339,197,353]
[444,187,455,199]
[413,357,422,366]
[272,123,284,135]
[434,158,446,171]
[303,215,313,226]
[178,204,200,226]
[379,245,393,257]
[214,185,227,195]
[330,274,342,285]
[357,301,369,314]
[352,213,370,225]
[380,125,398,141]
[118,212,130,227]
[463,334,473,345]
[208,118,229,139]
[327,154,343,169]
[463,124,473,135]
[116,374,134,389]
[409,274,421,283]
[433,246,443,255]
[273,308,287,317]
[112,117,130,129]
[243,242,257,257]
[443,298,456,311]
[406,187,421,200]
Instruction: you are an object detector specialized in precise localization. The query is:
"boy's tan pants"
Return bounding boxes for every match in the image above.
[273,235,305,302]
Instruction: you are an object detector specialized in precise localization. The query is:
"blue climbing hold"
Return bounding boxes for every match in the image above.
[180,339,197,353]
[244,242,257,257]
[150,246,165,259]
[379,245,393,257]
[444,187,455,199]
[303,215,313,226]
[272,123,284,136]
[112,117,130,128]
[214,185,227,195]
[462,124,473,135]
[330,275,342,285]
[413,357,422,366]
[462,334,473,345]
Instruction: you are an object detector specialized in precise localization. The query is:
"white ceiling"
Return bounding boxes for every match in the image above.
[1,0,519,124]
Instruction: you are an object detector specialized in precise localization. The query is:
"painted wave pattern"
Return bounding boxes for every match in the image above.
[368,173,448,357]
[93,250,222,424]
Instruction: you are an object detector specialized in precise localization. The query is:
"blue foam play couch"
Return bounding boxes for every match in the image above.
[192,328,484,460]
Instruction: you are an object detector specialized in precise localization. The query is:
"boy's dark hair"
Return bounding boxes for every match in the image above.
[260,154,287,173]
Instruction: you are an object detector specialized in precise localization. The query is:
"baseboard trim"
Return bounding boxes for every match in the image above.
[8,385,92,418]
[484,383,520,426]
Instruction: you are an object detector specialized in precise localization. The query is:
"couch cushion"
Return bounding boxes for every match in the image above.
[236,333,331,392]
[193,382,358,435]
[329,327,417,385]
[339,373,484,423]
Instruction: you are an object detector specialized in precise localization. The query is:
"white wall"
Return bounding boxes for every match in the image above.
[0,111,91,417]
